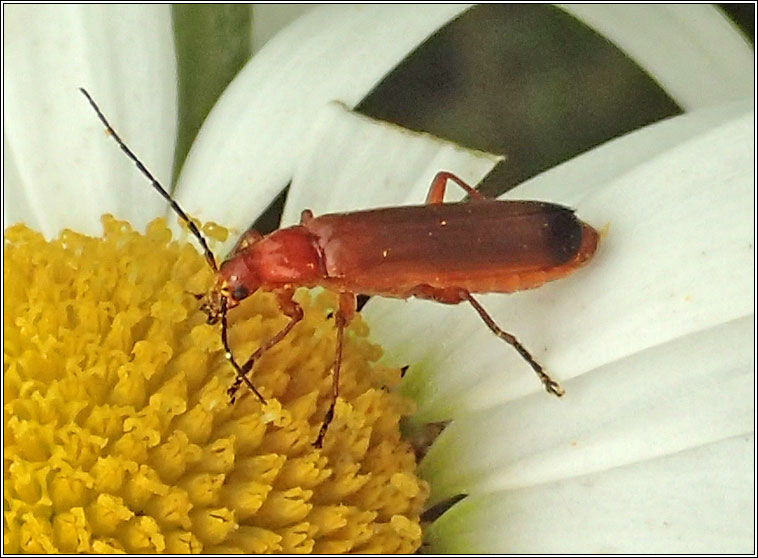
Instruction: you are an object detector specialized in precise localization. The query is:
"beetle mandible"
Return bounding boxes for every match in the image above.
[80,88,599,448]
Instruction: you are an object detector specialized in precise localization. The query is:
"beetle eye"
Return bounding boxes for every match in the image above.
[232,284,250,301]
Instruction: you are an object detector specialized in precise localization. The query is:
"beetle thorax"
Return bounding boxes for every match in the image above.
[249,226,325,285]
[218,226,325,308]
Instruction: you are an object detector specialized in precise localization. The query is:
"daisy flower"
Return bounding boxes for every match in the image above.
[4,4,754,553]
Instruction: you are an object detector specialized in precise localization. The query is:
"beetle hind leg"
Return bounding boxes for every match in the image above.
[465,293,565,397]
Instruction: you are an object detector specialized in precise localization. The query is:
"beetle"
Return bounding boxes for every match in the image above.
[80,88,599,448]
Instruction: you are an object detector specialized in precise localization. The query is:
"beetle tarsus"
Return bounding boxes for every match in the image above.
[542,375,565,397]
[465,293,566,397]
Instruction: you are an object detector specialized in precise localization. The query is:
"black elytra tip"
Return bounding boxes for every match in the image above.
[543,206,583,265]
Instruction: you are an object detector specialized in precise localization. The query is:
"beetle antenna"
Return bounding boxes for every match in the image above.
[78,87,218,273]
[80,87,266,404]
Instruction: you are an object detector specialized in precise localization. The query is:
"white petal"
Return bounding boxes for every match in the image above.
[363,109,753,421]
[559,5,753,109]
[421,316,753,503]
[282,102,502,225]
[175,5,472,233]
[426,434,754,553]
[3,5,176,237]
[3,134,42,231]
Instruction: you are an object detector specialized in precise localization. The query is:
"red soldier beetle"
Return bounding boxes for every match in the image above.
[80,88,599,448]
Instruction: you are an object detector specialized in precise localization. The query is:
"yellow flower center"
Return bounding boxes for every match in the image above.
[4,216,428,554]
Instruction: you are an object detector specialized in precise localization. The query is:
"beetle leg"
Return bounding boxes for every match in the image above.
[314,292,356,448]
[464,293,565,397]
[426,171,486,204]
[220,295,266,404]
[227,288,304,402]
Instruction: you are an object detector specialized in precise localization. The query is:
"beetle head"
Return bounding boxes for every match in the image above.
[201,255,261,325]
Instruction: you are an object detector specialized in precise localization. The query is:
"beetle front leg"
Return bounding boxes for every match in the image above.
[426,171,486,204]
[314,292,356,448]
[227,288,303,402]
[465,293,565,397]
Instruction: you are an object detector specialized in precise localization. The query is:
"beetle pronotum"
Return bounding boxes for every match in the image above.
[80,88,599,447]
